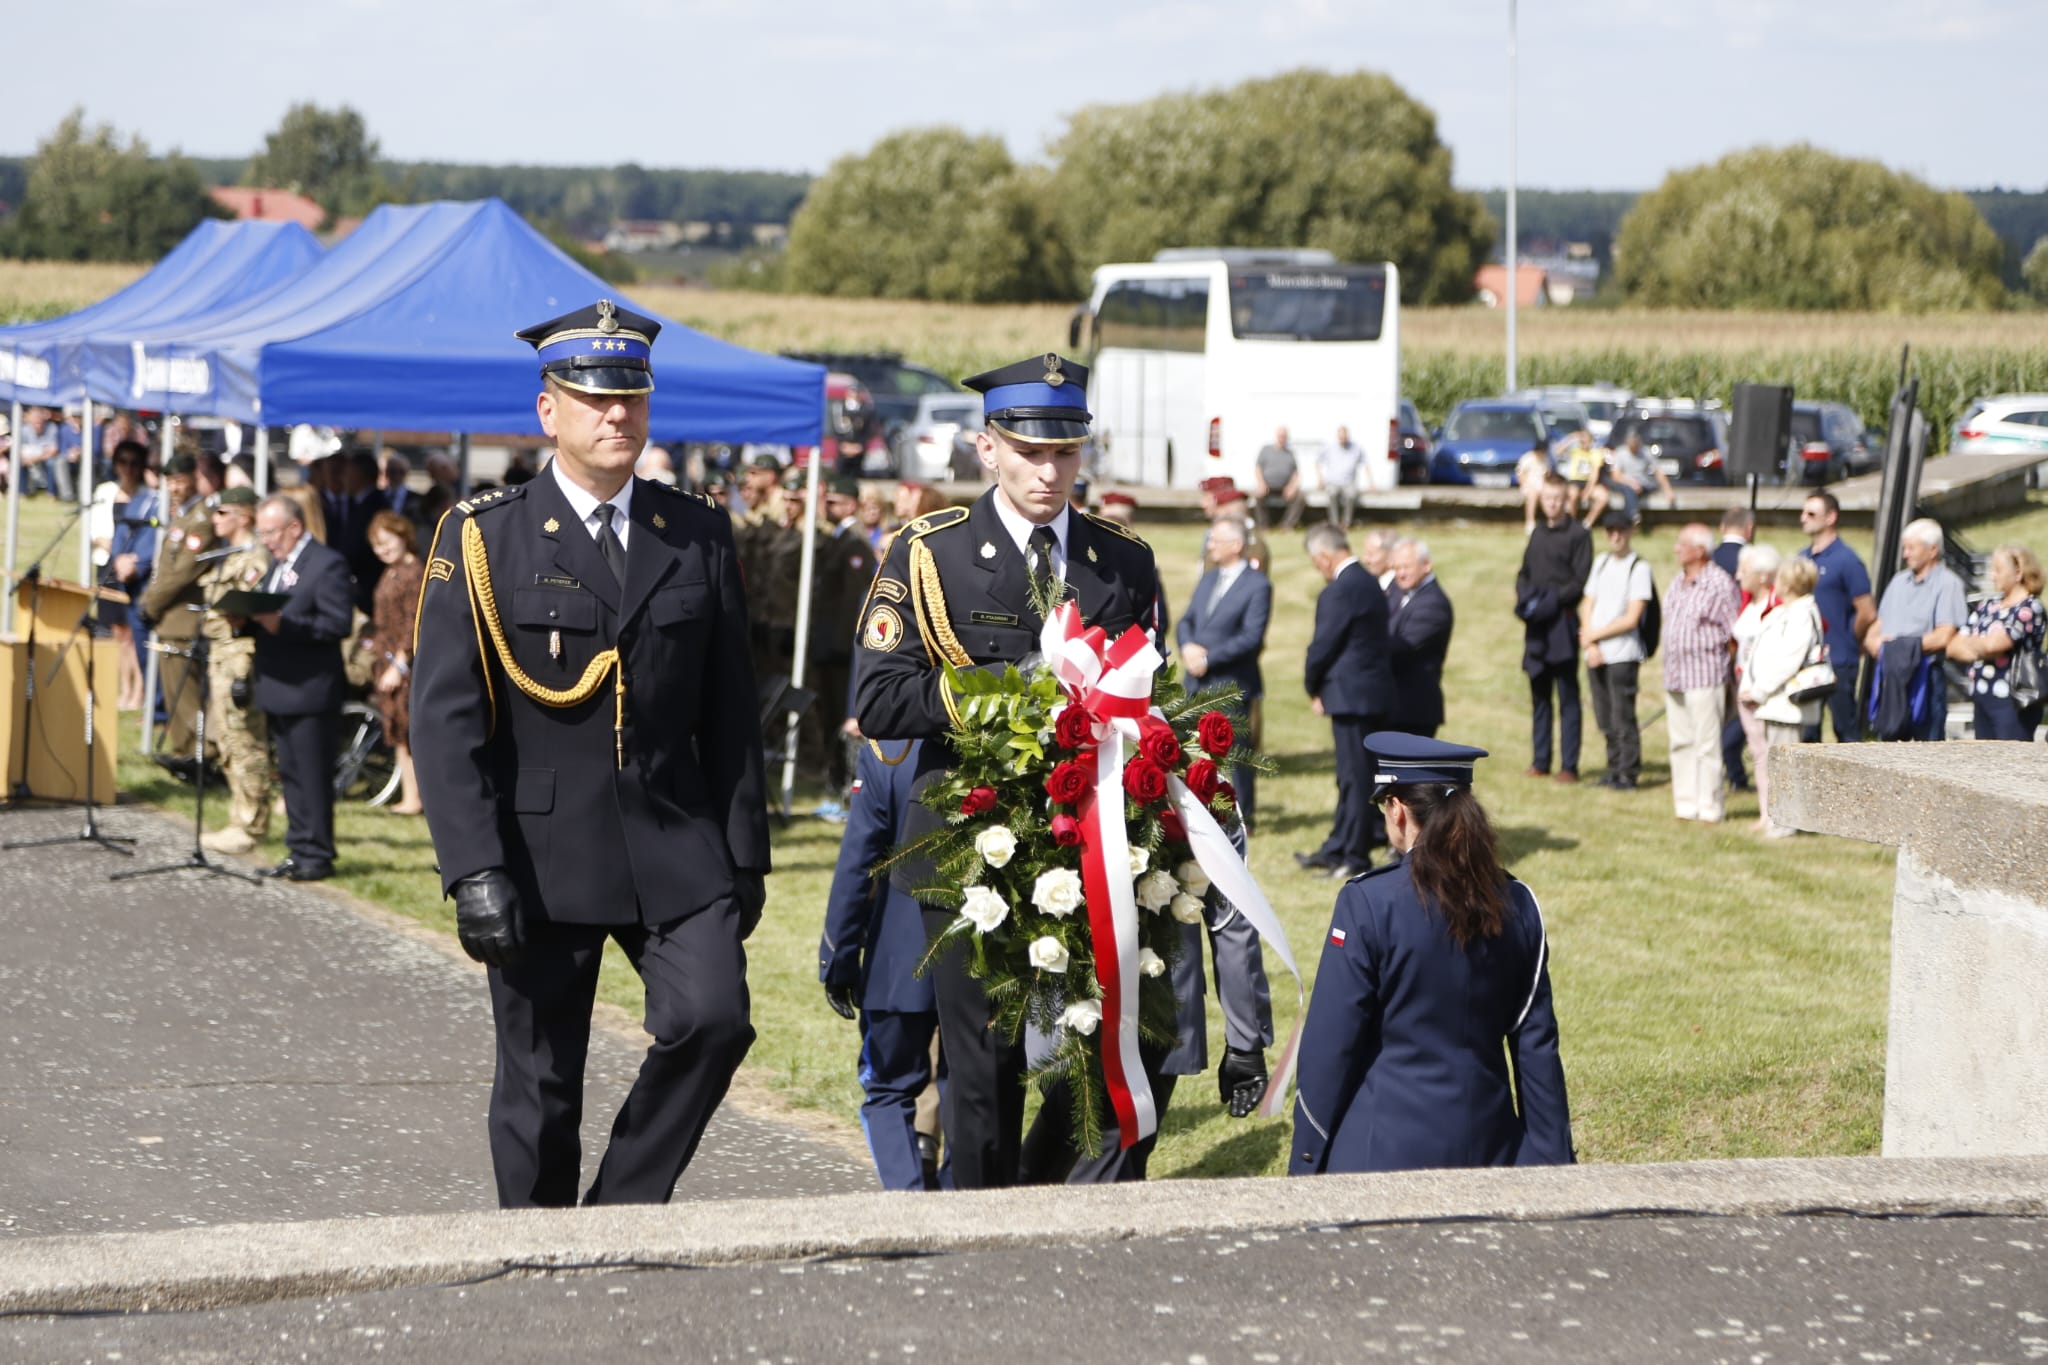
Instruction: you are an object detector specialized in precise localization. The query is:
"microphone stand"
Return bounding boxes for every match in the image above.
[113,625,259,885]
[5,572,135,855]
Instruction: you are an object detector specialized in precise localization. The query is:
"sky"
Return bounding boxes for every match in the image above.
[4,0,2042,191]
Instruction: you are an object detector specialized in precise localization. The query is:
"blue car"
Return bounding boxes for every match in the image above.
[1428,401,1554,487]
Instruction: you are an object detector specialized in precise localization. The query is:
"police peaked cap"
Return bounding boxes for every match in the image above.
[1366,731,1490,794]
[963,353,1092,445]
[517,298,660,397]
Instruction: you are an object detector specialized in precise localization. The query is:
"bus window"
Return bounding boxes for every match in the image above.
[1096,277,1209,354]
[1228,267,1387,341]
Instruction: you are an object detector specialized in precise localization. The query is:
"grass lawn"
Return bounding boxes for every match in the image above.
[20,489,2042,1177]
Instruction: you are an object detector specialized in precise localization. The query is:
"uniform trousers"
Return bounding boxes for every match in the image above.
[1019,1052,1176,1185]
[921,905,1027,1189]
[157,636,205,759]
[268,709,336,872]
[206,652,271,838]
[856,1008,945,1191]
[1665,685,1728,821]
[485,900,754,1208]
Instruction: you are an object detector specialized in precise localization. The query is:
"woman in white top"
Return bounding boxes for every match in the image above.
[1739,557,1825,838]
[1728,543,1781,830]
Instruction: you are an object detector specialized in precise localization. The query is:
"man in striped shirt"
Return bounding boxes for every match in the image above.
[1663,524,1742,823]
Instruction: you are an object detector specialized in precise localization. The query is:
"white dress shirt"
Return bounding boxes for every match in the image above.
[550,456,633,551]
[990,495,1069,581]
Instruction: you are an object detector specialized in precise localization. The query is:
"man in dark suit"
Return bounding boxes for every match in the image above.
[1298,523,1396,878]
[1175,515,1271,826]
[819,738,942,1191]
[855,352,1160,1191]
[245,493,355,881]
[1386,537,1455,738]
[411,301,771,1209]
[331,449,391,614]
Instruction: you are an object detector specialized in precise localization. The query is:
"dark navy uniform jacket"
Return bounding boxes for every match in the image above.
[250,536,354,717]
[852,488,1160,894]
[411,469,770,926]
[1303,561,1395,719]
[1290,856,1573,1174]
[818,740,933,1014]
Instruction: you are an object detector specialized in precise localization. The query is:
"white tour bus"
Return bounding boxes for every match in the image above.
[1069,248,1402,492]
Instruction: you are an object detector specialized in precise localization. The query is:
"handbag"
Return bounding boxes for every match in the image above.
[1785,610,1836,704]
[2011,642,2044,711]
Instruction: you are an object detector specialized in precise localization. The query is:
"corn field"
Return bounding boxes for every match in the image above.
[9,262,2045,441]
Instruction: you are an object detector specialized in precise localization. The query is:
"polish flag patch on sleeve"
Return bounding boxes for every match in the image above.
[1329,926,1347,948]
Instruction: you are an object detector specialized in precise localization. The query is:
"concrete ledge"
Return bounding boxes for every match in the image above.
[1770,741,2048,901]
[5,1155,2046,1315]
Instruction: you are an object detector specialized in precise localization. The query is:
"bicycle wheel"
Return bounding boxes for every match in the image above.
[333,700,401,805]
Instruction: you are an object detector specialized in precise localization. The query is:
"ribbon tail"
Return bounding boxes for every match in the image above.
[1167,772,1308,1115]
[1079,729,1154,1149]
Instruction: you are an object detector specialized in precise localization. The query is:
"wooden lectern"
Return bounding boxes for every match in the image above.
[0,577,124,804]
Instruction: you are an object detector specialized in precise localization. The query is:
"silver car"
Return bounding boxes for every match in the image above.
[879,392,985,480]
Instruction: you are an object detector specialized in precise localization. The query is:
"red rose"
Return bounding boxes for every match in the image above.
[960,786,998,816]
[1137,717,1182,770]
[1197,711,1235,757]
[1185,758,1221,802]
[1215,781,1237,809]
[1046,760,1091,804]
[1158,809,1187,843]
[1123,756,1168,804]
[1051,814,1082,847]
[1054,706,1094,750]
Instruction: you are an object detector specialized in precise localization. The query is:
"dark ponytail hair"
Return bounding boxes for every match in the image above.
[1392,784,1506,947]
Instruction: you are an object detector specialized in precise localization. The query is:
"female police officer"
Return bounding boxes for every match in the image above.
[1289,732,1573,1174]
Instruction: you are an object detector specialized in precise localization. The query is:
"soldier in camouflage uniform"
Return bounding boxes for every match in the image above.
[137,452,220,771]
[197,487,275,856]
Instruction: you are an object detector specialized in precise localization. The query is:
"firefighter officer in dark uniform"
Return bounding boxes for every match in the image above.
[410,299,772,1208]
[853,353,1162,1190]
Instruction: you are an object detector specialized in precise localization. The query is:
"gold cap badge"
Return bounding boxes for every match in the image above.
[1043,353,1064,386]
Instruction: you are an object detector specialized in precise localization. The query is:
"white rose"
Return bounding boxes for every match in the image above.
[1028,936,1070,974]
[1135,869,1179,912]
[1169,892,1206,924]
[1175,860,1211,897]
[1060,999,1102,1036]
[1033,868,1086,918]
[1128,846,1150,878]
[959,885,1009,933]
[974,825,1018,869]
[1138,947,1166,978]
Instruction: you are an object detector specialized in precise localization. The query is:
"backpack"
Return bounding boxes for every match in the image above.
[1594,552,1661,656]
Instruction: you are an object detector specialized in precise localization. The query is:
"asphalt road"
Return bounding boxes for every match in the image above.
[0,804,869,1240]
[6,1213,2044,1362]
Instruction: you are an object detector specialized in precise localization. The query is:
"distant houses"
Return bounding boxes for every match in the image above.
[1473,244,1601,307]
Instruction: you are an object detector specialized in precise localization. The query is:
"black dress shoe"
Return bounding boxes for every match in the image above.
[1294,851,1337,871]
[259,859,296,878]
[261,859,331,882]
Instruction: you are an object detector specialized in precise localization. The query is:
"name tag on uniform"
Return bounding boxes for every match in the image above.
[534,574,581,590]
[969,611,1020,627]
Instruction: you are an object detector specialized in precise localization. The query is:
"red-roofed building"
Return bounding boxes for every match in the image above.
[1473,263,1551,309]
[208,186,326,229]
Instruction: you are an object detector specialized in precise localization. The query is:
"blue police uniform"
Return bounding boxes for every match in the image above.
[818,739,946,1191]
[1290,734,1573,1175]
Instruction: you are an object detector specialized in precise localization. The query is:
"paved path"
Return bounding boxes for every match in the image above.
[0,804,868,1240]
[6,1213,2044,1362]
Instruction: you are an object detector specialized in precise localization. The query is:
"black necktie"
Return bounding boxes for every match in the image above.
[1027,526,1058,577]
[596,504,626,587]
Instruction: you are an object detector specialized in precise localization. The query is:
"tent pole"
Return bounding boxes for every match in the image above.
[456,433,471,496]
[3,397,22,637]
[254,410,270,498]
[77,398,94,586]
[781,452,822,816]
[372,431,384,462]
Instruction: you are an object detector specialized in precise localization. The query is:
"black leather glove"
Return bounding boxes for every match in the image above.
[454,869,524,968]
[1217,1046,1268,1119]
[824,981,858,1021]
[734,871,767,941]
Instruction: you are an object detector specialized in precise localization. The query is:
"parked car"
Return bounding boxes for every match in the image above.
[1786,400,1878,485]
[1532,399,1593,448]
[1605,402,1731,485]
[1951,394,2048,458]
[1395,398,1432,485]
[878,392,984,480]
[783,351,962,442]
[1512,384,1634,444]
[1428,400,1550,486]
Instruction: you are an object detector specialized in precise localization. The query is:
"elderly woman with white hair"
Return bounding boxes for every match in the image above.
[1729,541,1783,822]
[1740,557,1825,836]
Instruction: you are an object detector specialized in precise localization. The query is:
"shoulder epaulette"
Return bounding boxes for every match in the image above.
[1343,859,1401,887]
[905,506,969,538]
[456,484,525,515]
[650,480,718,512]
[1083,511,1149,548]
